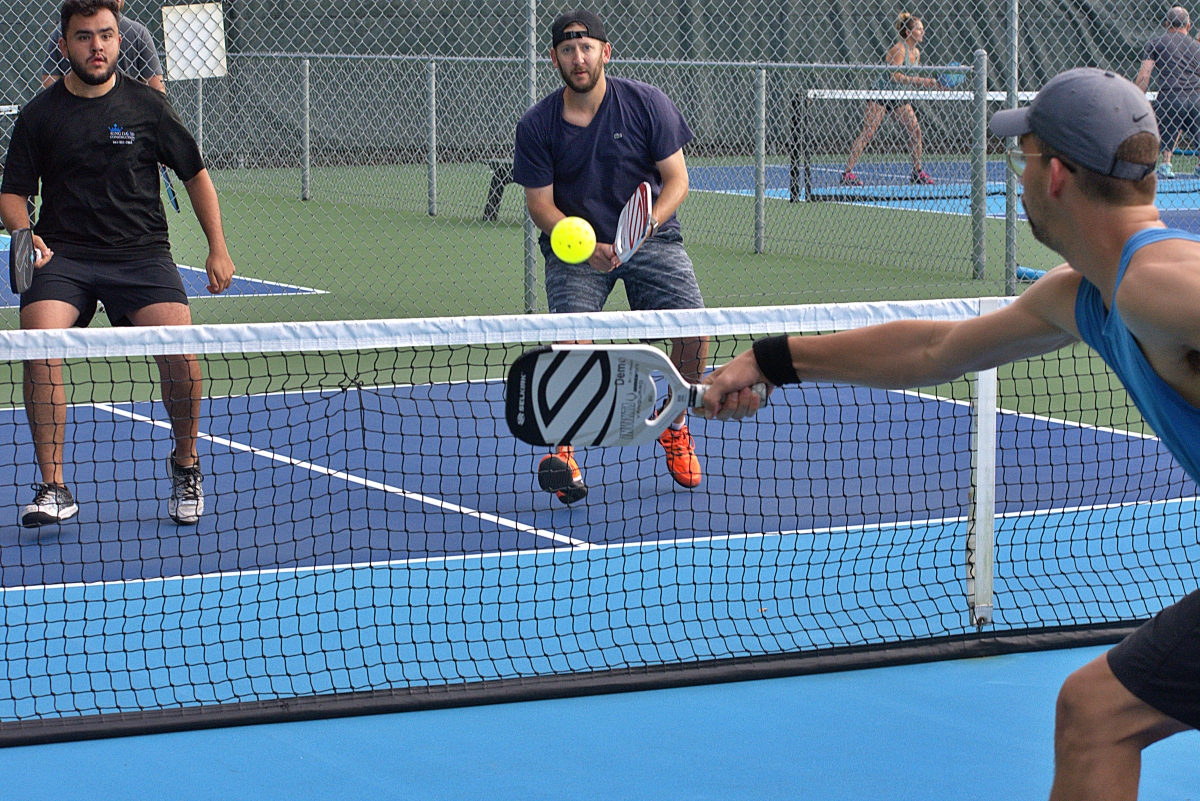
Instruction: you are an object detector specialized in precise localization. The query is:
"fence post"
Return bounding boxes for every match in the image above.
[1005,0,1019,295]
[196,77,204,161]
[967,297,999,628]
[427,59,437,217]
[523,0,539,314]
[971,50,988,280]
[754,67,766,254]
[301,59,311,201]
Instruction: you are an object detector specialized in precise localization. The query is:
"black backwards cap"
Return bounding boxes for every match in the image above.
[551,9,607,47]
[990,68,1159,181]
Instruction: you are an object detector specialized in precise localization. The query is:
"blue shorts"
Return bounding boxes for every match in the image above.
[541,230,704,314]
[20,253,188,327]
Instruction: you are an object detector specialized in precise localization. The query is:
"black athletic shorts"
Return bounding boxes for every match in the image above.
[1154,95,1200,152]
[20,254,189,327]
[1107,588,1200,729]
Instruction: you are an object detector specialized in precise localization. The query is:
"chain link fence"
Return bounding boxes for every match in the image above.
[0,0,1183,324]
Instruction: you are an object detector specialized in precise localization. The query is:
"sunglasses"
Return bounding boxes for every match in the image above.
[1005,148,1042,177]
[1006,147,1078,177]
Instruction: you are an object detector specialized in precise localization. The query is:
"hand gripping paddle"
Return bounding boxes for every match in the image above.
[506,344,767,448]
[613,182,654,264]
[9,228,40,294]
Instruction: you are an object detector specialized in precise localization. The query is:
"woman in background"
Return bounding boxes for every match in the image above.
[841,13,939,186]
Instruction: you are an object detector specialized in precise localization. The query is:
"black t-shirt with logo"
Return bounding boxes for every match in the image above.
[1,74,205,260]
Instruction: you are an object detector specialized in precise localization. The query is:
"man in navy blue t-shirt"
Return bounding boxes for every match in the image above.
[513,8,707,505]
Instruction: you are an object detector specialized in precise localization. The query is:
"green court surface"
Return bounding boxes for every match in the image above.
[25,159,1048,328]
[0,158,1128,431]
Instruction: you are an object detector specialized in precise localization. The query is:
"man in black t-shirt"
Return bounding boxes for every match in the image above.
[1135,5,1200,177]
[0,0,235,528]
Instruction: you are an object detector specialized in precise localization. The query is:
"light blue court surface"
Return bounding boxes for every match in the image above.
[1,644,1196,800]
[0,235,321,306]
[689,163,1200,232]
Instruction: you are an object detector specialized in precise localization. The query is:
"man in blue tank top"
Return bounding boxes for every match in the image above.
[513,9,707,505]
[701,68,1199,799]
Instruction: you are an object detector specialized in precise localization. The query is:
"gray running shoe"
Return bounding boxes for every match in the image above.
[21,483,79,527]
[168,459,205,525]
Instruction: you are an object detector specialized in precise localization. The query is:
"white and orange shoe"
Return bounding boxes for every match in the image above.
[537,445,588,505]
[658,423,702,488]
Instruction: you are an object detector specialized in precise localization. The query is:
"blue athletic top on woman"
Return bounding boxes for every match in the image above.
[1074,227,1200,483]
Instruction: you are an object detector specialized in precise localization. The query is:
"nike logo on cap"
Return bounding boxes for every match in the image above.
[1133,112,1149,122]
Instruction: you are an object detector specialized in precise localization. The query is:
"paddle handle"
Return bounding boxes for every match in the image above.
[688,382,768,411]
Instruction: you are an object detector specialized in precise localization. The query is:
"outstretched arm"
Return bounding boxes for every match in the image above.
[701,266,1083,419]
[183,169,234,294]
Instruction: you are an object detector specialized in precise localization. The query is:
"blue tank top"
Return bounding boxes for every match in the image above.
[875,43,917,90]
[1074,227,1200,483]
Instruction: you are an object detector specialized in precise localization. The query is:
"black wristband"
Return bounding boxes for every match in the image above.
[752,335,799,386]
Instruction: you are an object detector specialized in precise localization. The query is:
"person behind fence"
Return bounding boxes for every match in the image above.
[39,0,162,91]
[702,68,1198,801]
[1135,5,1200,179]
[841,12,940,187]
[513,8,708,505]
[0,0,236,528]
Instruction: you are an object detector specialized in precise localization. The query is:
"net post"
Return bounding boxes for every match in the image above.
[967,297,999,628]
[523,0,539,313]
[1005,0,1019,296]
[971,50,988,280]
[426,58,437,217]
[754,67,766,253]
[301,59,311,202]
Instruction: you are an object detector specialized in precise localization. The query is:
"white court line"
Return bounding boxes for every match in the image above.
[6,492,1196,597]
[95,402,586,549]
[176,265,327,295]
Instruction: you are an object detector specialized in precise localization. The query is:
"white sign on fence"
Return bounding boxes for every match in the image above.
[162,3,228,80]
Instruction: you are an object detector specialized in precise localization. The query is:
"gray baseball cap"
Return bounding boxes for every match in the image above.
[990,67,1159,180]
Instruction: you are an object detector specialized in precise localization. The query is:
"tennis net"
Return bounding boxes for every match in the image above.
[0,300,1195,744]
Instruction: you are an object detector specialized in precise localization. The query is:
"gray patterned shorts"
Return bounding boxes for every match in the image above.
[541,230,704,314]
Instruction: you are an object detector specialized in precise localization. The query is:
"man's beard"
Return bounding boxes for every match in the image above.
[67,52,117,86]
[558,61,601,93]
[1022,198,1055,251]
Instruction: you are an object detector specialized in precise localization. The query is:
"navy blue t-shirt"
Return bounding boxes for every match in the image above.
[513,76,693,244]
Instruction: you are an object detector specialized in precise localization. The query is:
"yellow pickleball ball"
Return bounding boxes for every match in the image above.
[550,217,597,264]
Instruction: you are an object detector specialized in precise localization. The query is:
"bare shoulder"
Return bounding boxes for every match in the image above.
[1005,263,1083,337]
[1119,238,1200,346]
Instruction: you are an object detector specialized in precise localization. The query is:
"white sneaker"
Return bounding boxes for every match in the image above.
[21,483,79,527]
[168,459,204,525]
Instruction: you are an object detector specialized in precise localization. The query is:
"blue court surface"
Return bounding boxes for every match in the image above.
[0,372,1197,795]
[1,645,1196,799]
[0,379,1196,718]
[689,163,1200,232]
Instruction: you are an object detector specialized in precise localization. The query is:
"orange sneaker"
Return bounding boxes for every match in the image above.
[658,423,702,488]
[537,446,588,505]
